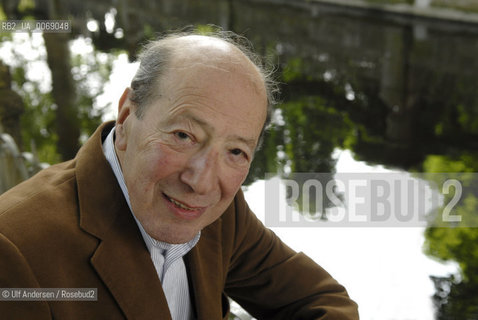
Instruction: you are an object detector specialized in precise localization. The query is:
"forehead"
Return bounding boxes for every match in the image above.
[161,62,266,125]
[161,38,266,110]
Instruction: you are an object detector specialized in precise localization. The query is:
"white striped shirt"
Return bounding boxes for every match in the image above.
[102,127,200,320]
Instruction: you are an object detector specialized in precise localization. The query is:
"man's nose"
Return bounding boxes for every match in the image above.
[180,148,218,195]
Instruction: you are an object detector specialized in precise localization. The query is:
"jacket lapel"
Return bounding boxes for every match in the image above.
[186,217,226,320]
[90,210,172,320]
[76,122,172,320]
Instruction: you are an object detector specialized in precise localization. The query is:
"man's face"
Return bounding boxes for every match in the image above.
[115,54,267,244]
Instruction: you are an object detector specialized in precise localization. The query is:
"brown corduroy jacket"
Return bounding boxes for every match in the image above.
[0,122,359,319]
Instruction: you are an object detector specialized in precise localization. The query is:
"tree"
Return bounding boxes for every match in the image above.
[0,59,24,148]
[43,32,79,160]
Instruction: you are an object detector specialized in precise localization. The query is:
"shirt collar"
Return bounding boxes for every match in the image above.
[101,126,200,256]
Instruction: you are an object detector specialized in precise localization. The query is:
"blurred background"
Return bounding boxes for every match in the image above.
[1,0,478,319]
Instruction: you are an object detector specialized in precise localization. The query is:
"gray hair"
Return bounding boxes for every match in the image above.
[129,29,279,150]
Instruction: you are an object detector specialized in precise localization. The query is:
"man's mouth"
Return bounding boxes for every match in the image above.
[163,193,202,211]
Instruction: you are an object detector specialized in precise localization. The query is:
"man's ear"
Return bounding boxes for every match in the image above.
[115,88,134,151]
[117,88,133,125]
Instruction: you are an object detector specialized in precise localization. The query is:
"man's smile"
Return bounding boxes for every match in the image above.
[162,192,208,220]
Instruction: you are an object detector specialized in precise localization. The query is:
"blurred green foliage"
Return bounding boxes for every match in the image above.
[0,5,6,20]
[423,153,478,319]
[1,34,115,163]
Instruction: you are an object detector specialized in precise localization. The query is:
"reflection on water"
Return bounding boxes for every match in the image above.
[243,149,459,320]
[235,4,478,318]
[244,5,478,179]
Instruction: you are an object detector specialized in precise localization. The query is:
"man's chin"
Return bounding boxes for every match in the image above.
[151,227,199,244]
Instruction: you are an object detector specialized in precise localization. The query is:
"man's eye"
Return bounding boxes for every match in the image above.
[230,148,243,156]
[230,148,249,161]
[175,131,191,140]
[228,148,250,166]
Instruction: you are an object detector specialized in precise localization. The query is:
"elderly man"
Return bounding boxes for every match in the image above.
[0,32,359,319]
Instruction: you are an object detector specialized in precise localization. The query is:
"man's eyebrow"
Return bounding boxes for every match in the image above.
[186,114,213,131]
[184,113,257,150]
[231,135,257,150]
[179,113,214,134]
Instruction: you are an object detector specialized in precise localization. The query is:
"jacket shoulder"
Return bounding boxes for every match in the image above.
[0,160,79,242]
